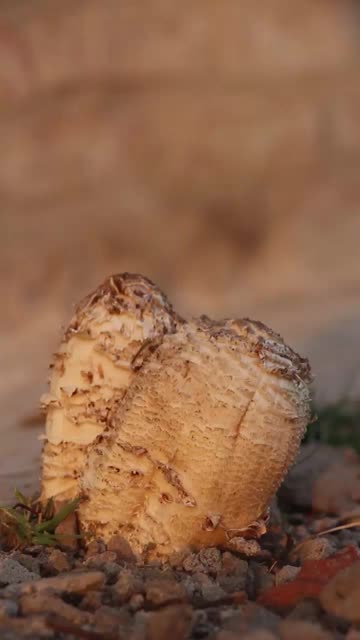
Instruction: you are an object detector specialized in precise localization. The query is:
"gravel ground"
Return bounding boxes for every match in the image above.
[0,442,360,639]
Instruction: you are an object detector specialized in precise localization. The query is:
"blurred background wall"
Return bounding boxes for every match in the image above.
[1,0,360,499]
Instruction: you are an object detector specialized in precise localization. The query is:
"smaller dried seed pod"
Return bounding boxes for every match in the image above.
[41,273,180,501]
[79,316,312,559]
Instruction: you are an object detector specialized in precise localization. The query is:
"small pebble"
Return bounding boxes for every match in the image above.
[145,578,187,606]
[0,613,53,637]
[275,565,300,586]
[279,619,332,640]
[218,573,249,594]
[113,569,144,603]
[146,604,193,640]
[220,552,248,577]
[54,508,78,551]
[20,591,92,626]
[286,599,323,623]
[182,547,222,575]
[191,571,226,602]
[310,518,337,534]
[46,548,71,573]
[292,537,336,564]
[198,579,226,603]
[252,564,275,595]
[168,549,190,570]
[320,560,360,624]
[93,604,131,632]
[84,550,117,568]
[10,552,40,575]
[80,589,103,611]
[229,537,263,557]
[129,593,145,612]
[0,557,38,586]
[223,602,280,634]
[293,525,309,540]
[85,539,107,558]
[107,535,137,564]
[0,599,19,618]
[7,570,105,594]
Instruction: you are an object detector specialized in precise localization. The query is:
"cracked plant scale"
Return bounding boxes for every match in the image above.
[79,316,311,559]
[40,273,180,501]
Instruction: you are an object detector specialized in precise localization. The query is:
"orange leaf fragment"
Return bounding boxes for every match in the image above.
[258,545,360,611]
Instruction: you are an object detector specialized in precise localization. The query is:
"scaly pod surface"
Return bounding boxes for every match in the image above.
[41,273,180,501]
[79,317,311,558]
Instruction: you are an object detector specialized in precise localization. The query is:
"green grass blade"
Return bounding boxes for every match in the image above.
[14,489,29,506]
[34,497,80,534]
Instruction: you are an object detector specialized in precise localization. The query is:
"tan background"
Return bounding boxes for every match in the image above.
[1,0,360,501]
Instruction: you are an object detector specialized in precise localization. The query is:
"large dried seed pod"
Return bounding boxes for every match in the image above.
[79,316,311,558]
[41,273,180,501]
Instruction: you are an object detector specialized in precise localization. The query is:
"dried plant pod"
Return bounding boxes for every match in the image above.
[41,273,180,501]
[79,316,311,558]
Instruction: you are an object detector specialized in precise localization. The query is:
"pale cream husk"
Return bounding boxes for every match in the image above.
[41,274,179,501]
[78,315,311,558]
[41,273,311,558]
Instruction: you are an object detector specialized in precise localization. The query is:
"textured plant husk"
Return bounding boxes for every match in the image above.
[41,273,181,502]
[41,273,312,558]
[79,315,311,558]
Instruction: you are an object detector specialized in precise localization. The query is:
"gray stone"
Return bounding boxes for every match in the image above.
[279,620,332,640]
[113,569,144,603]
[224,602,281,635]
[0,599,19,617]
[182,547,222,575]
[145,578,187,606]
[278,443,343,510]
[275,565,300,586]
[293,537,336,564]
[10,553,40,575]
[320,560,360,624]
[0,557,38,586]
[5,569,105,595]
